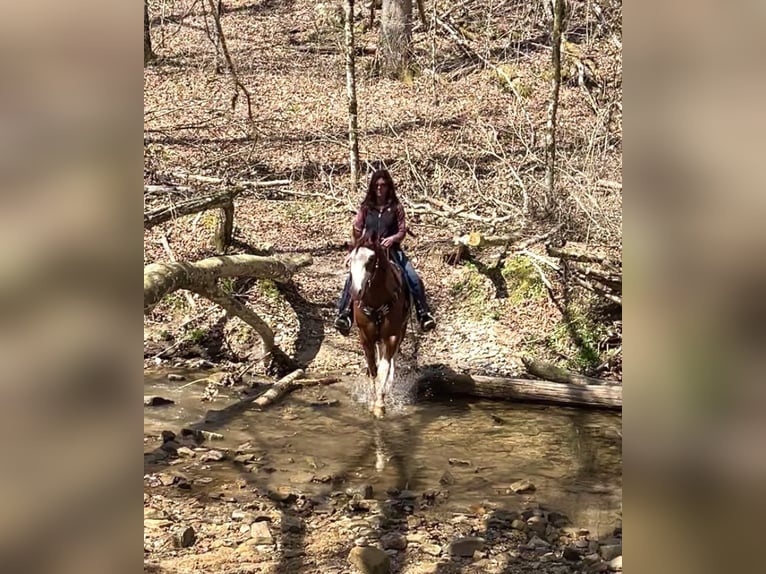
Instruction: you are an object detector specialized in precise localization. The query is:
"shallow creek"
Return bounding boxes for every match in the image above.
[144,369,621,538]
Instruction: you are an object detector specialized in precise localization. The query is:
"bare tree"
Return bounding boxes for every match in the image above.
[344,0,360,190]
[379,0,413,79]
[544,0,565,215]
[144,0,156,65]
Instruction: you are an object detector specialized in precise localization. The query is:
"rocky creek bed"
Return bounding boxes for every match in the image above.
[144,373,621,574]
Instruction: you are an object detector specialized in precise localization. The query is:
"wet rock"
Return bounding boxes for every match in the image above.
[176,446,196,458]
[250,521,273,545]
[233,453,255,464]
[448,536,485,557]
[525,535,551,550]
[527,515,548,534]
[510,479,536,493]
[180,428,224,442]
[347,484,373,498]
[157,473,176,486]
[511,519,527,531]
[347,546,390,574]
[161,430,176,443]
[201,450,225,462]
[351,498,380,512]
[145,396,175,406]
[439,470,456,485]
[288,471,316,484]
[584,552,602,565]
[599,543,622,562]
[161,441,180,453]
[380,533,407,551]
[548,511,570,527]
[421,543,442,556]
[608,556,623,571]
[172,526,196,548]
[267,488,297,504]
[167,373,186,381]
[563,545,583,561]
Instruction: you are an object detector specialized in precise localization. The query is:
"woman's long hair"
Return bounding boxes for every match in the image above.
[361,169,400,208]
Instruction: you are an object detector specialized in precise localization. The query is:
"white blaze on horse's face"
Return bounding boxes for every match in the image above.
[349,246,375,298]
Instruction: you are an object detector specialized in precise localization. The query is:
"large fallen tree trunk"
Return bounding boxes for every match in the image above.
[522,358,620,386]
[417,369,621,410]
[144,254,312,365]
[144,191,233,229]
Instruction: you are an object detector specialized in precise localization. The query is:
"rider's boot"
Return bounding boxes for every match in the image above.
[334,304,353,336]
[414,298,436,332]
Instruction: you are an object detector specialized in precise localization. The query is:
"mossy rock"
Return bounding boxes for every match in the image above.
[501,256,545,304]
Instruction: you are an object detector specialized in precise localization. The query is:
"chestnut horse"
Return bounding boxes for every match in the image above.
[348,232,411,418]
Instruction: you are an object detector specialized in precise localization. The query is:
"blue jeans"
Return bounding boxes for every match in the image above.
[337,248,430,315]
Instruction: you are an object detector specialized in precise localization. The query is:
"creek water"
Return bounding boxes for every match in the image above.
[144,369,622,538]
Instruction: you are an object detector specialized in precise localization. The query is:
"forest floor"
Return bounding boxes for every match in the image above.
[144,0,622,572]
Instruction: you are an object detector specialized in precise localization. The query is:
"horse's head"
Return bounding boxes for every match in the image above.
[349,231,384,300]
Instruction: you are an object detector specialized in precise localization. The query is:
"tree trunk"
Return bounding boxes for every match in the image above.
[144,254,311,367]
[144,191,234,230]
[522,358,619,386]
[544,0,564,215]
[379,0,412,79]
[343,0,360,192]
[144,0,155,65]
[417,370,621,409]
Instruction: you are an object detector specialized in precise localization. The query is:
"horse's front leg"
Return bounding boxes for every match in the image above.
[373,337,399,418]
[357,329,379,414]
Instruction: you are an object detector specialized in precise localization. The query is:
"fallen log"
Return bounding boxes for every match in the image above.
[144,254,312,363]
[522,358,620,386]
[253,369,306,409]
[144,191,233,229]
[417,370,621,410]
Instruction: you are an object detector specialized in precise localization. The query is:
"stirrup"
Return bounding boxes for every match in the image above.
[418,312,436,332]
[334,313,352,335]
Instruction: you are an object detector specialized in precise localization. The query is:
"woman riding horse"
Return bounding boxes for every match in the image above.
[335,169,436,335]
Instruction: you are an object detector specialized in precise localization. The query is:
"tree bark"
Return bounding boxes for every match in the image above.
[144,0,156,65]
[214,200,234,252]
[144,191,234,230]
[522,358,619,386]
[343,0,360,192]
[417,370,621,409]
[379,0,413,79]
[144,254,312,312]
[544,0,564,215]
[252,369,306,409]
